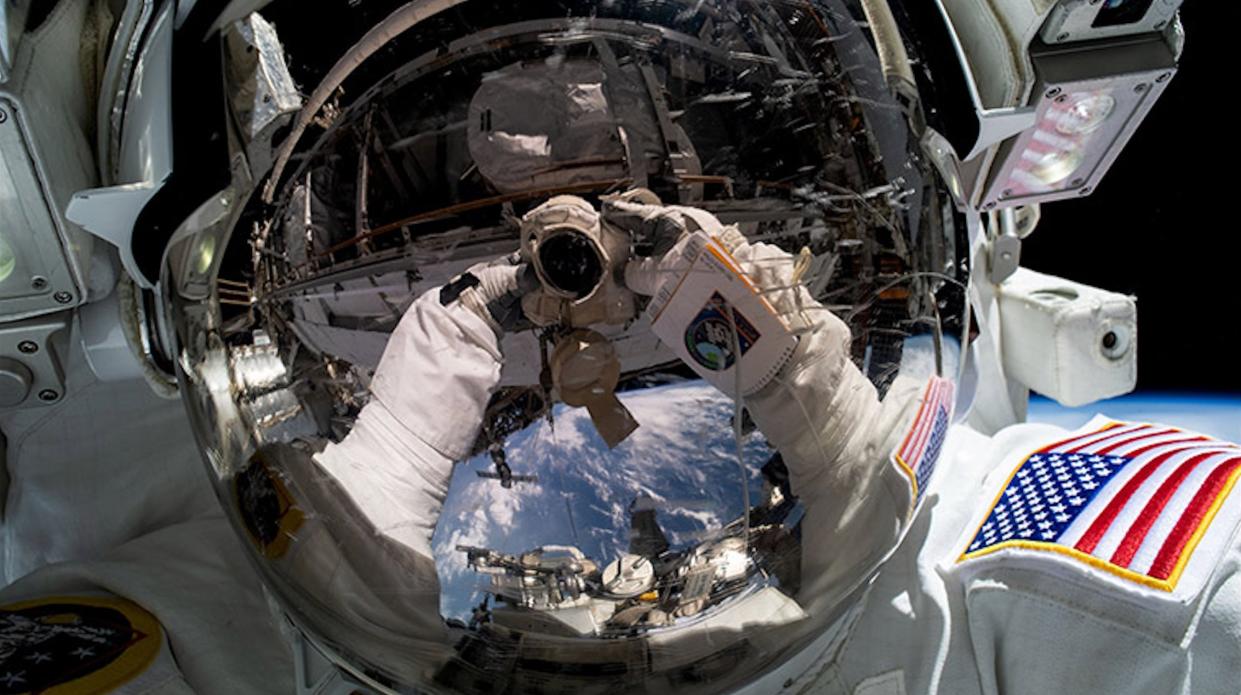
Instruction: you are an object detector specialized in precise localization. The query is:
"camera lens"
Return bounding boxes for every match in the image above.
[538,232,605,300]
[1093,0,1154,28]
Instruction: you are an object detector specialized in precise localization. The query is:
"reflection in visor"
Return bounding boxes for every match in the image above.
[168,1,970,692]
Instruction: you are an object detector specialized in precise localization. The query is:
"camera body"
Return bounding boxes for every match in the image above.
[520,196,636,328]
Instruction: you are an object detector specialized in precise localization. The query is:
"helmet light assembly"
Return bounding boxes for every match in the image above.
[981,32,1177,209]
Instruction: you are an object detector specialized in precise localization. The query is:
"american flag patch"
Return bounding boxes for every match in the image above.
[960,421,1241,593]
[892,377,955,504]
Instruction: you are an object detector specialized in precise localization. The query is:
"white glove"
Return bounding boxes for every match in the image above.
[442,256,538,335]
[603,194,747,297]
[314,255,528,563]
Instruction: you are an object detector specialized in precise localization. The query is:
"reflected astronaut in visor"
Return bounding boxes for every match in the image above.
[313,186,919,597]
[228,6,963,680]
[293,186,926,690]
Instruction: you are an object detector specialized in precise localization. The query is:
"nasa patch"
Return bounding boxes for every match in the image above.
[235,450,305,559]
[0,596,162,694]
[683,292,760,371]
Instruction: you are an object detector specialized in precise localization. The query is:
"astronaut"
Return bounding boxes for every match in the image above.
[13,192,1239,695]
[0,1,1235,693]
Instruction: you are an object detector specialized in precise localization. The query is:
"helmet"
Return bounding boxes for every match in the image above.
[164,1,970,691]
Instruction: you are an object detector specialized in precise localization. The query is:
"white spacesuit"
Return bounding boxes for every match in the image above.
[1,0,1233,693]
[2,196,1237,694]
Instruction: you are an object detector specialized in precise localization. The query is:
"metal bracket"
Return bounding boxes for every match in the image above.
[289,625,379,695]
[987,208,1023,284]
[967,106,1038,162]
[0,313,68,409]
[1040,0,1183,45]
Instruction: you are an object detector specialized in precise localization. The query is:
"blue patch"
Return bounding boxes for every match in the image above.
[683,292,760,371]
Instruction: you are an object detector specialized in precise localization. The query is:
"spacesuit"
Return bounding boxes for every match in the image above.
[2,195,1237,695]
[0,1,1233,692]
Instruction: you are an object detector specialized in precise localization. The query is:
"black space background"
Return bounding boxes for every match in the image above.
[1020,4,1240,394]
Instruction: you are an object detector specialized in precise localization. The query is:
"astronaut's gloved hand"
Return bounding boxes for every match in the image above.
[440,254,539,334]
[314,252,536,562]
[608,192,913,618]
[603,190,747,297]
[602,189,700,257]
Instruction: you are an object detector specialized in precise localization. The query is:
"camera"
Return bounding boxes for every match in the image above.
[520,196,635,328]
[1040,0,1182,45]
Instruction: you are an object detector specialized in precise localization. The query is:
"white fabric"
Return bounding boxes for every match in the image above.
[0,518,294,694]
[313,401,457,560]
[315,284,503,561]
[0,358,292,693]
[815,421,1241,695]
[0,344,217,581]
[466,59,629,192]
[997,267,1137,407]
[367,288,502,461]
